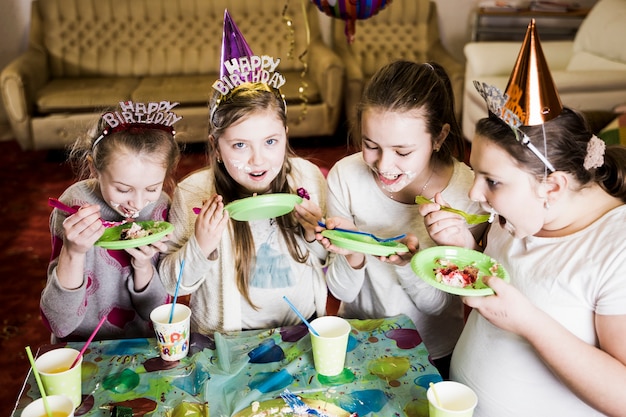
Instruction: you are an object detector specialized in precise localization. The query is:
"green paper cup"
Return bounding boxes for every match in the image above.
[21,394,75,417]
[309,316,351,376]
[150,303,191,361]
[34,348,82,409]
[427,381,478,417]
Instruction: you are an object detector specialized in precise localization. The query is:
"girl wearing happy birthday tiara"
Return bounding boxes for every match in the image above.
[42,101,182,342]
[158,11,328,334]
[450,21,626,416]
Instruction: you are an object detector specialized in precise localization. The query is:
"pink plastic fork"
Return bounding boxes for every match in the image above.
[48,198,127,227]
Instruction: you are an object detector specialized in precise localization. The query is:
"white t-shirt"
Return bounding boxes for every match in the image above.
[325,152,486,359]
[451,204,626,417]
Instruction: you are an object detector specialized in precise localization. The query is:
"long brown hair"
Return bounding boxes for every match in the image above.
[208,83,309,307]
[354,60,465,165]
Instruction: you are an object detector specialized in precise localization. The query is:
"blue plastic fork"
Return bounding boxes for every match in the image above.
[317,221,406,243]
[280,389,329,417]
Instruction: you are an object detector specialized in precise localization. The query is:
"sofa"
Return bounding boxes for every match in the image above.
[461,0,626,141]
[332,0,465,128]
[0,0,345,150]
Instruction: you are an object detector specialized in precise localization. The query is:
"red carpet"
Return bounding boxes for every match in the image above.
[0,136,354,416]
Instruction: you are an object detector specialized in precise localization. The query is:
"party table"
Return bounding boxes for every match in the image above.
[12,315,441,417]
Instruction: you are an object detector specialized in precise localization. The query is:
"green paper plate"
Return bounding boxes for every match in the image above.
[411,246,509,296]
[225,193,303,221]
[322,229,409,257]
[95,221,174,250]
[233,398,350,417]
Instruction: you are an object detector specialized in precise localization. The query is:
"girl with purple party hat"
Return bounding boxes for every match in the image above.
[450,21,626,416]
[159,11,328,335]
[43,101,181,341]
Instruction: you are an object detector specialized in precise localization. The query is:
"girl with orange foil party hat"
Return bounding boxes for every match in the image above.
[451,21,626,416]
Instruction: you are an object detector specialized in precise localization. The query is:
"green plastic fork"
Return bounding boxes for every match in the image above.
[415,195,491,225]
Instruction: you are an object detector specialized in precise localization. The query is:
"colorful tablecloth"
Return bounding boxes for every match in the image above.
[12,315,441,417]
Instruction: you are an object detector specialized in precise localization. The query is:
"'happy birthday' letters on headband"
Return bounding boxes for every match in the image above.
[101,101,182,130]
[212,55,286,95]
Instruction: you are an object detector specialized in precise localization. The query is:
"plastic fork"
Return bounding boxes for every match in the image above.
[415,195,491,225]
[48,198,127,228]
[317,221,406,243]
[280,389,329,417]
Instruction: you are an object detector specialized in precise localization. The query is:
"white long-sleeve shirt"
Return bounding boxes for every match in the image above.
[325,153,485,359]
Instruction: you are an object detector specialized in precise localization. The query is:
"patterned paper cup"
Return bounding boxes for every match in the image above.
[309,316,351,376]
[150,303,191,361]
[35,348,82,409]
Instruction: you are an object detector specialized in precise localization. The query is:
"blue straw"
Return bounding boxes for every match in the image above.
[282,296,319,336]
[169,260,185,323]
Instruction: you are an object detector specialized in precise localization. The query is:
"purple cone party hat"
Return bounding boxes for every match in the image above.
[474,19,561,172]
[212,10,286,98]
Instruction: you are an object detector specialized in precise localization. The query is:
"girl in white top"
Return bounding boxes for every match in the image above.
[159,83,328,334]
[450,108,626,416]
[318,61,487,378]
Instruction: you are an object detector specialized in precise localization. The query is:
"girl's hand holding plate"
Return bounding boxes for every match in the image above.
[380,233,419,266]
[62,204,105,254]
[316,216,367,268]
[194,194,230,258]
[462,275,537,337]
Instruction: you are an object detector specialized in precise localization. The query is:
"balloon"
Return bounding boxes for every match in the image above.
[310,0,393,43]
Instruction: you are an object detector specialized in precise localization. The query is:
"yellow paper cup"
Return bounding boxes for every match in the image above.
[21,394,75,417]
[427,381,478,417]
[34,348,82,409]
[309,316,351,376]
[150,303,191,361]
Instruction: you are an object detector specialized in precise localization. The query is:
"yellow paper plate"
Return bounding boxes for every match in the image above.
[233,398,350,417]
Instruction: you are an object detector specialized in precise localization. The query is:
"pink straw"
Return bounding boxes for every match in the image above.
[71,315,106,369]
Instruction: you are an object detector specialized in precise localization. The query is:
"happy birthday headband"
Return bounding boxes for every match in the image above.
[474,20,562,173]
[210,10,287,125]
[93,101,182,149]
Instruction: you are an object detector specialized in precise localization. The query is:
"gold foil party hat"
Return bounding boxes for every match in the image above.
[504,19,563,126]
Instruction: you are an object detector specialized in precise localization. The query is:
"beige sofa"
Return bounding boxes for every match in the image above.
[333,0,465,128]
[462,0,626,141]
[0,0,345,150]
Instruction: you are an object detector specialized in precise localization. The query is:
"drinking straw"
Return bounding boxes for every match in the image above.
[430,382,442,407]
[282,296,319,336]
[71,315,107,369]
[169,259,185,323]
[25,346,53,417]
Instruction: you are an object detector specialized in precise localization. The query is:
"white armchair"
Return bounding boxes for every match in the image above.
[462,0,626,141]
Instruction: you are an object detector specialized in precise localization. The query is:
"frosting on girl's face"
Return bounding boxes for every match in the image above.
[361,108,436,196]
[371,168,416,193]
[218,111,287,194]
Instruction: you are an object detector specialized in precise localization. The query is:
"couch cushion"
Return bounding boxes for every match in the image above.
[37,0,313,78]
[568,0,626,71]
[36,78,139,113]
[132,75,215,105]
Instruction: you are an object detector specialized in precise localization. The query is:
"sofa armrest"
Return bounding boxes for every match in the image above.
[307,39,345,110]
[1,48,49,149]
[1,48,49,122]
[464,40,574,79]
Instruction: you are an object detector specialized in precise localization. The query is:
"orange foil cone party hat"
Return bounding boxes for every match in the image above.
[503,19,563,126]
